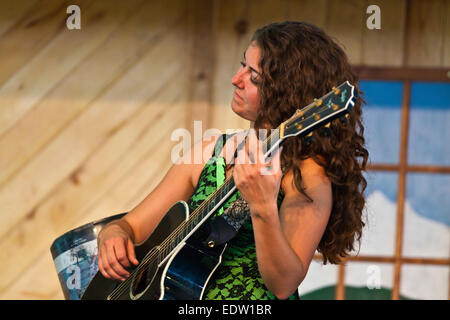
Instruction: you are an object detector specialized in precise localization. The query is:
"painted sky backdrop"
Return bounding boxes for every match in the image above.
[360,80,450,226]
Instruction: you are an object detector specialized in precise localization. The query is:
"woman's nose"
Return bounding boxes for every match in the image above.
[231,68,245,88]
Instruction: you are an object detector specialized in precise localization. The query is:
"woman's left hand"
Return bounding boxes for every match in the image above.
[233,130,283,218]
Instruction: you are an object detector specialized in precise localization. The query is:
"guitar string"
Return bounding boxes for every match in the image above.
[106,94,340,299]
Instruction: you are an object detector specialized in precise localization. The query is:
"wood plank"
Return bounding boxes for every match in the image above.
[1,130,178,300]
[406,0,447,67]
[285,0,328,29]
[0,251,62,299]
[0,0,39,37]
[0,106,184,299]
[353,65,450,82]
[324,0,366,65]
[1,97,185,299]
[0,0,78,87]
[0,126,181,299]
[0,1,187,272]
[0,36,188,295]
[210,0,252,133]
[0,1,184,191]
[247,0,288,31]
[0,0,143,140]
[185,0,215,135]
[361,0,406,66]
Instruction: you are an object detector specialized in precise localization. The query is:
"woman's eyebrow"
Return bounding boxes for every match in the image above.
[243,51,261,76]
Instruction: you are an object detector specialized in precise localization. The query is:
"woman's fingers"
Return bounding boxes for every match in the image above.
[235,130,284,181]
[114,239,131,269]
[104,241,130,280]
[97,238,139,281]
[100,245,121,280]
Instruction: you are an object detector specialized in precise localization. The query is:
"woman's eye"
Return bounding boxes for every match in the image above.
[251,77,260,85]
[239,61,259,85]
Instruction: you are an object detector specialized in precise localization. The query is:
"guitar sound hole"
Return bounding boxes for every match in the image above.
[133,268,149,295]
[130,261,159,299]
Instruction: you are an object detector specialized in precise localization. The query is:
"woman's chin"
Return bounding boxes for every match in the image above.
[231,101,257,122]
[230,102,243,117]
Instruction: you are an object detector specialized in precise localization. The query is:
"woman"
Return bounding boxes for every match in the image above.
[96,21,368,300]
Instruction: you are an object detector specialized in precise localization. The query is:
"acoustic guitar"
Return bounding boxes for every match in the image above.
[81,81,356,300]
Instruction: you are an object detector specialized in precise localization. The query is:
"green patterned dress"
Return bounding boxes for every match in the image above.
[186,134,299,300]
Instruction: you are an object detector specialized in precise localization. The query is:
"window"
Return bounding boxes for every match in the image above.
[300,68,450,300]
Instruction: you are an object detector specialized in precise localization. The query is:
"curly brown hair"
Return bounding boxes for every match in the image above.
[251,21,369,264]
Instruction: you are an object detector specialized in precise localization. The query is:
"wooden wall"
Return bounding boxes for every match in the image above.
[0,0,448,299]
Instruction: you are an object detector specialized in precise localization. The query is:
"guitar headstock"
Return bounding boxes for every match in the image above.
[280,81,356,140]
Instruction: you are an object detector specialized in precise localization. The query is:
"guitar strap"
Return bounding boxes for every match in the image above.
[204,197,250,247]
[204,132,251,247]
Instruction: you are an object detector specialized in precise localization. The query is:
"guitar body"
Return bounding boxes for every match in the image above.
[81,201,225,300]
[162,240,226,300]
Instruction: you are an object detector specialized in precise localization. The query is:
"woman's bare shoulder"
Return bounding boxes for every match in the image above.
[281,157,330,197]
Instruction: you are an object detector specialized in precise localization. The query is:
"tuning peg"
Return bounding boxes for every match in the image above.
[332,86,340,95]
[314,98,322,106]
[331,103,339,111]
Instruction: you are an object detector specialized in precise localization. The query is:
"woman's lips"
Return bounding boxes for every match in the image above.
[233,91,243,101]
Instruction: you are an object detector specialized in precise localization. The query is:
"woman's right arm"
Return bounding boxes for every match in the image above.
[97,135,220,281]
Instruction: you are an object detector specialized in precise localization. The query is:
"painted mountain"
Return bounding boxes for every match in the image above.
[298,191,449,300]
